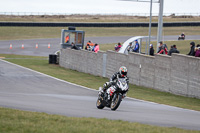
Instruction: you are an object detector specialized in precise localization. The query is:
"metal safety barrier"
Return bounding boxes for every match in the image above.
[0,22,200,27]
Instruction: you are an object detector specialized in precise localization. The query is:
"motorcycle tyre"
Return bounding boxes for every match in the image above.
[96,96,105,109]
[110,94,122,111]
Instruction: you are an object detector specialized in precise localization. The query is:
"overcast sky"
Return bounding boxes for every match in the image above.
[0,0,199,15]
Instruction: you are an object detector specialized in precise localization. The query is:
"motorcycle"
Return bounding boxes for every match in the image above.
[178,35,185,40]
[96,78,129,111]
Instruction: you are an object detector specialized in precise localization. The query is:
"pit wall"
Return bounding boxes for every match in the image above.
[60,49,200,99]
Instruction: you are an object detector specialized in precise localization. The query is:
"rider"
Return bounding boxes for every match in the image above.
[101,66,129,99]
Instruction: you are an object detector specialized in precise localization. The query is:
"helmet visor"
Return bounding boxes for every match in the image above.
[121,71,127,76]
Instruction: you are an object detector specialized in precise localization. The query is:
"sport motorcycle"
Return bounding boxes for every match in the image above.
[96,78,129,111]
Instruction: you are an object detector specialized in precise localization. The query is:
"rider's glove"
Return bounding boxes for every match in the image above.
[103,82,110,88]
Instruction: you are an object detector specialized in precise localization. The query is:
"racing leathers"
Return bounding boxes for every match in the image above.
[103,72,129,99]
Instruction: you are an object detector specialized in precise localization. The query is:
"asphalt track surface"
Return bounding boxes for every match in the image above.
[0,59,200,130]
[0,35,200,56]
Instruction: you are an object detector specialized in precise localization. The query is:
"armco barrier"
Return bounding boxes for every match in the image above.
[1,22,200,27]
[60,49,200,99]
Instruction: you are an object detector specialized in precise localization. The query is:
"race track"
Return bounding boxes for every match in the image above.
[0,35,200,56]
[0,59,200,130]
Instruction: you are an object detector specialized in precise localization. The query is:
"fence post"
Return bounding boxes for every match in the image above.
[102,53,107,77]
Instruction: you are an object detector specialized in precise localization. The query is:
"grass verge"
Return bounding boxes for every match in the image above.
[1,107,200,133]
[1,26,200,40]
[1,54,200,111]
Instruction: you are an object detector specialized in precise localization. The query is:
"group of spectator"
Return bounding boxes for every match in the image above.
[70,41,99,53]
[73,38,200,57]
[116,40,140,53]
[113,39,200,58]
[149,41,200,57]
[150,41,200,57]
[84,41,99,53]
[156,41,180,56]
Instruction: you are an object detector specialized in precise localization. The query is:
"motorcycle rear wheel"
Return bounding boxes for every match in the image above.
[110,94,122,111]
[96,96,105,109]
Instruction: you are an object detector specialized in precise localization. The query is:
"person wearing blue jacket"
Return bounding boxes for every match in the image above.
[133,40,140,53]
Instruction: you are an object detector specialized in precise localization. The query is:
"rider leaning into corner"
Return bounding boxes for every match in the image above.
[101,66,129,100]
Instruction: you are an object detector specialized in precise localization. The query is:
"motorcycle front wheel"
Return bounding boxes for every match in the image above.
[110,93,122,111]
[96,96,105,109]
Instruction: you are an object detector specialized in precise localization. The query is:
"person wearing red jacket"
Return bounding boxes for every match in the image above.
[157,41,168,55]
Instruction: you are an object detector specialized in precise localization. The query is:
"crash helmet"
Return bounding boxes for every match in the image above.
[119,66,128,77]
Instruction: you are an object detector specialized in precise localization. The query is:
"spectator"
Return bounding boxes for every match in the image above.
[94,43,99,53]
[85,43,92,51]
[87,40,94,47]
[133,40,140,53]
[168,45,180,56]
[157,41,168,55]
[187,41,195,56]
[149,44,154,56]
[115,42,122,52]
[71,42,80,50]
[92,44,95,51]
[127,42,133,52]
[195,44,200,57]
[65,35,69,43]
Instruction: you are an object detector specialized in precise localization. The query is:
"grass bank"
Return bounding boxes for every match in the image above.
[0,26,200,40]
[1,107,199,133]
[1,54,200,111]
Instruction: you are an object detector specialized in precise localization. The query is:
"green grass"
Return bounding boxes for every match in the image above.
[0,26,200,40]
[1,107,199,133]
[1,54,200,111]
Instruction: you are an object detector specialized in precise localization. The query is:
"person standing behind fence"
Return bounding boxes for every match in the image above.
[157,41,168,55]
[94,43,99,53]
[87,40,94,47]
[127,42,133,52]
[149,44,154,56]
[133,40,140,53]
[85,43,92,51]
[188,41,195,56]
[115,42,122,52]
[71,42,80,50]
[168,45,180,56]
[195,44,200,57]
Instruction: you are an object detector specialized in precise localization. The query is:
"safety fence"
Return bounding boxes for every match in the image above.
[1,22,200,27]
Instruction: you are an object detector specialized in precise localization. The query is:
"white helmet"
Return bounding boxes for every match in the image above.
[119,66,128,77]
